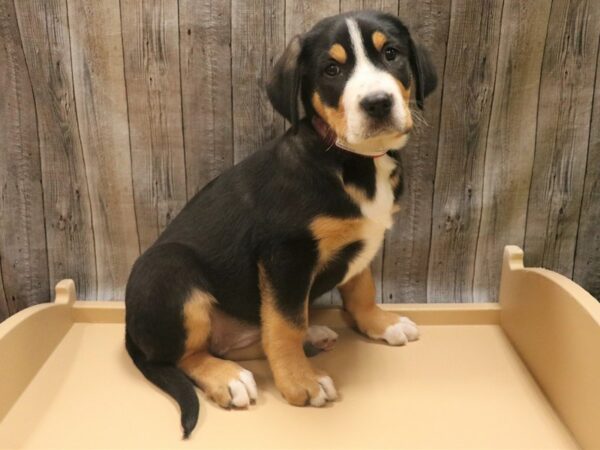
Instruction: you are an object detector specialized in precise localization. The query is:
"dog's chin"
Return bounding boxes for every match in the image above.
[339,130,410,156]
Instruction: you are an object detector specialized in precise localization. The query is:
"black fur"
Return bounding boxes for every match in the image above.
[126,10,435,438]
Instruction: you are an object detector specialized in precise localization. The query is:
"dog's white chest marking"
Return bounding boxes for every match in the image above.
[341,155,396,284]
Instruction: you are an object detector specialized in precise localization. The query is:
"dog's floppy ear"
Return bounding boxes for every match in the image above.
[267,35,304,128]
[408,39,437,109]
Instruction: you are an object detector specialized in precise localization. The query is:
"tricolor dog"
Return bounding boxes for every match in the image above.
[125,10,437,438]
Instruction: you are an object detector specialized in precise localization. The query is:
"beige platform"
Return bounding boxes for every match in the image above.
[0,246,599,449]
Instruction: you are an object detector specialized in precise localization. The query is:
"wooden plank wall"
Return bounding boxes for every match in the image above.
[1,0,599,320]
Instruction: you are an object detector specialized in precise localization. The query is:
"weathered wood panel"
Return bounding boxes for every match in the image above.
[2,0,600,321]
[179,0,233,197]
[524,0,600,277]
[231,0,285,164]
[573,39,600,296]
[121,0,187,251]
[341,0,399,304]
[384,0,451,303]
[0,270,6,322]
[14,0,97,299]
[0,0,50,313]
[66,0,139,299]
[427,0,504,302]
[473,0,552,302]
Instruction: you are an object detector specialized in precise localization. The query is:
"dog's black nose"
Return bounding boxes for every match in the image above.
[360,92,393,119]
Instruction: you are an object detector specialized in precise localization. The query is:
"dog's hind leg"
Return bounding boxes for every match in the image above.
[178,292,257,408]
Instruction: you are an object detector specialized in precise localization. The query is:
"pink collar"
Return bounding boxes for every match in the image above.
[310,116,388,159]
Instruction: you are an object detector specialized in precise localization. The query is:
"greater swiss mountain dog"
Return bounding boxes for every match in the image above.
[125,10,437,438]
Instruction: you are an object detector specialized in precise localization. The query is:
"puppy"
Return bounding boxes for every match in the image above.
[125,10,437,438]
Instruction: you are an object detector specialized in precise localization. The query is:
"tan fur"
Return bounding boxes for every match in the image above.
[396,81,413,131]
[372,31,387,51]
[182,289,215,358]
[328,43,347,64]
[312,92,347,139]
[310,215,365,266]
[178,351,248,408]
[222,341,265,361]
[339,267,399,337]
[344,183,370,206]
[259,264,327,406]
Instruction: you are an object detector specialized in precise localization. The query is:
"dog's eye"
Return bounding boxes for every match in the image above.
[324,63,341,77]
[384,47,398,61]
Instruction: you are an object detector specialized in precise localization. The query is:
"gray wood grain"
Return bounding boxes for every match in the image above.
[473,0,552,302]
[0,0,50,313]
[0,269,6,321]
[341,0,397,14]
[14,0,98,299]
[383,0,451,303]
[121,0,187,251]
[524,0,600,278]
[341,0,399,305]
[179,0,233,197]
[573,36,600,300]
[427,0,503,303]
[66,0,140,300]
[231,0,285,164]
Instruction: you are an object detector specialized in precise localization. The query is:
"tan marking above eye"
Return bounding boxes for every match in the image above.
[372,31,387,52]
[328,43,347,64]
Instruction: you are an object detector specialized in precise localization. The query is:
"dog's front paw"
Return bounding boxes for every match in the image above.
[380,316,419,345]
[275,370,337,407]
[304,325,338,356]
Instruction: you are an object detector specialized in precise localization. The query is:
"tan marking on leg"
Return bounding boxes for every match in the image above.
[182,289,215,358]
[259,264,334,406]
[328,43,347,64]
[339,267,398,337]
[310,216,365,266]
[179,351,253,408]
[312,92,347,139]
[372,31,387,52]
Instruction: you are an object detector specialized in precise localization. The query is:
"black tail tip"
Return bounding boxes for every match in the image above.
[181,411,198,440]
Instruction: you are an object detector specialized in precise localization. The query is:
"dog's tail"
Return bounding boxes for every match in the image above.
[125,332,199,438]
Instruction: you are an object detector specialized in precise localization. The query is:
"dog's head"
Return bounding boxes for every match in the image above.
[267,11,437,156]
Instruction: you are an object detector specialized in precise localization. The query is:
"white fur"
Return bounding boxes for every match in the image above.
[340,19,411,155]
[379,316,420,345]
[228,369,257,407]
[341,154,396,284]
[306,325,338,351]
[310,376,338,406]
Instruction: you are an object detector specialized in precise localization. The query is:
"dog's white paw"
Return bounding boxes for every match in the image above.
[306,325,338,352]
[381,316,419,346]
[228,369,257,407]
[310,376,338,406]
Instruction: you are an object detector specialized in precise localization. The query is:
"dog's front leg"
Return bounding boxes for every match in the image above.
[339,267,419,345]
[259,251,337,407]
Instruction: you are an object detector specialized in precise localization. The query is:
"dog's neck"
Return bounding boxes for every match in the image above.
[310,115,389,159]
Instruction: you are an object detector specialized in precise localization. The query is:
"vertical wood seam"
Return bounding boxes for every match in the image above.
[522,0,553,259]
[470,0,506,301]
[12,0,52,299]
[118,0,142,255]
[228,0,235,168]
[64,0,100,297]
[572,31,600,276]
[176,0,190,199]
[426,0,453,303]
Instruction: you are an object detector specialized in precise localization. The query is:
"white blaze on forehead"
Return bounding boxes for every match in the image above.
[340,18,410,154]
[346,18,369,67]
